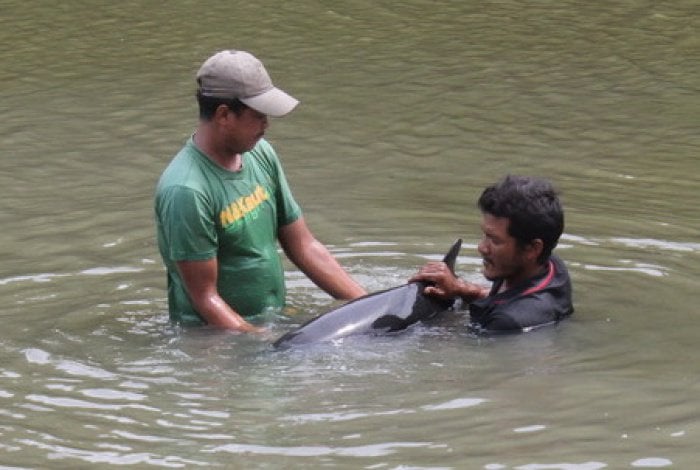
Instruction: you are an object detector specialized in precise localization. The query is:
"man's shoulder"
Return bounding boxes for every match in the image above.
[470,293,560,334]
[550,254,570,275]
[253,138,276,154]
[157,142,208,192]
[245,139,285,180]
[546,255,573,296]
[247,138,280,164]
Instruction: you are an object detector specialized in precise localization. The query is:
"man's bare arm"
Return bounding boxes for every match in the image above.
[278,217,366,300]
[176,258,265,333]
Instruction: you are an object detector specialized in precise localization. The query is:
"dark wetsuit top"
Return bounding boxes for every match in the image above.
[468,255,573,335]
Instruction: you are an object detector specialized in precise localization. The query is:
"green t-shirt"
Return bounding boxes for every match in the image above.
[154,137,302,325]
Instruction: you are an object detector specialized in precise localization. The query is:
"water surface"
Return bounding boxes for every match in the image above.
[1,1,698,468]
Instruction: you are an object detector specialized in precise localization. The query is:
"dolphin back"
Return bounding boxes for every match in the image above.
[273,239,463,349]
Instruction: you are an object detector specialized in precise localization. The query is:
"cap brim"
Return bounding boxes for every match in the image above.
[240,87,299,117]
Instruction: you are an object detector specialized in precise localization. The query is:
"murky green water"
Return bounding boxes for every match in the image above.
[1,1,698,468]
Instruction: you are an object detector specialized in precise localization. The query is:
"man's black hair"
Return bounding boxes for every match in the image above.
[478,175,564,264]
[196,90,248,120]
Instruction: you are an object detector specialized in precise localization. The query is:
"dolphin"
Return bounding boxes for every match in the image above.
[273,239,462,348]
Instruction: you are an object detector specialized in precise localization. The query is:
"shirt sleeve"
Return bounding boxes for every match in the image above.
[255,139,302,227]
[274,160,302,227]
[472,296,558,334]
[158,185,218,261]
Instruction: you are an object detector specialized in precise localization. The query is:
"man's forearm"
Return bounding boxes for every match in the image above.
[279,218,366,300]
[176,258,262,333]
[192,293,260,333]
[456,279,490,302]
[294,239,366,300]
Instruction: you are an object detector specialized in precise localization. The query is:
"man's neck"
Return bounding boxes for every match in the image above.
[503,261,548,292]
[193,128,243,172]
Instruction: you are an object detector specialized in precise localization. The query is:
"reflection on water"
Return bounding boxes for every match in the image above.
[1,0,699,468]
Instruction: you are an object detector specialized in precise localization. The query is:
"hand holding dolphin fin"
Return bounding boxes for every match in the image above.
[410,239,486,301]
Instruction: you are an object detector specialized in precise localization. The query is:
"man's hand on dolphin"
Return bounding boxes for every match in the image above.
[410,262,487,301]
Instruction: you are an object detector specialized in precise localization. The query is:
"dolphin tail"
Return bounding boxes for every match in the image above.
[442,238,463,274]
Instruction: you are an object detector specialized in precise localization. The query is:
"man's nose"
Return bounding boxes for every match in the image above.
[477,238,489,256]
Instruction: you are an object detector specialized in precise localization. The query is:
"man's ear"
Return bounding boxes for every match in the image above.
[525,239,544,262]
[213,104,231,124]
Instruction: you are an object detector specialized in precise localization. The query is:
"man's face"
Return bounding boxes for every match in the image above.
[477,213,528,282]
[224,106,269,153]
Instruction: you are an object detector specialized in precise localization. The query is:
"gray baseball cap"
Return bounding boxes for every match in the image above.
[196,50,299,117]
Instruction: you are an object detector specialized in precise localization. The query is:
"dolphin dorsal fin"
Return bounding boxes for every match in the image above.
[442,238,462,275]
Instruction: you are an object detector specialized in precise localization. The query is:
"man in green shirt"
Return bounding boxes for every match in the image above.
[155,50,366,333]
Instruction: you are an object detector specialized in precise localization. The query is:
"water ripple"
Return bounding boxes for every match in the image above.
[631,458,673,467]
[205,441,442,458]
[16,438,208,467]
[421,397,487,411]
[25,394,158,412]
[23,348,118,380]
[0,266,144,287]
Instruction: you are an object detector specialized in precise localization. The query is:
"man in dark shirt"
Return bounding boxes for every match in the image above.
[411,175,573,334]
